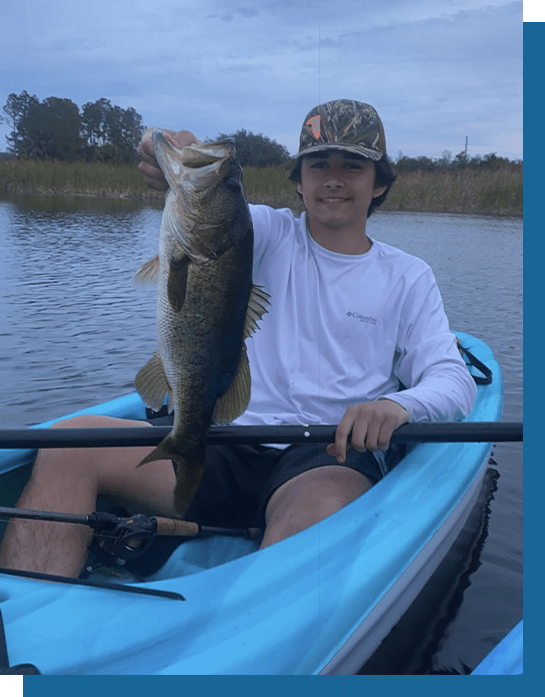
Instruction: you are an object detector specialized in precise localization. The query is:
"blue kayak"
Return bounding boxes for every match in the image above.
[471,620,523,675]
[0,332,503,675]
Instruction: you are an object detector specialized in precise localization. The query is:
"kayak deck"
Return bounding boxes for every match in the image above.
[0,332,504,674]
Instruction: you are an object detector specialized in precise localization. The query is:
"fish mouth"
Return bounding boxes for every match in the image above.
[152,130,234,170]
[181,141,234,168]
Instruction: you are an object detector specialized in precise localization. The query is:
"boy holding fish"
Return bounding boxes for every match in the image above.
[0,100,476,578]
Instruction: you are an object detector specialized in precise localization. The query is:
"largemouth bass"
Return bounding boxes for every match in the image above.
[134,130,269,514]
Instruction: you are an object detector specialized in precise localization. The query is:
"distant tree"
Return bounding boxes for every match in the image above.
[478,153,513,169]
[105,105,145,163]
[81,98,144,163]
[395,152,438,172]
[81,97,111,152]
[393,149,521,173]
[452,150,469,168]
[1,91,145,162]
[18,97,83,160]
[438,150,453,167]
[2,91,40,156]
[216,129,290,167]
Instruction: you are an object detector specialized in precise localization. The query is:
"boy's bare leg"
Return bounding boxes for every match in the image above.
[0,415,176,577]
[260,465,372,548]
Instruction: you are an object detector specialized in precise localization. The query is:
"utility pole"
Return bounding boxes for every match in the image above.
[464,136,468,159]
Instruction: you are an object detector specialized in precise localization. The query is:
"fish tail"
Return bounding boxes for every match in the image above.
[173,458,206,516]
[137,435,206,516]
[136,433,180,467]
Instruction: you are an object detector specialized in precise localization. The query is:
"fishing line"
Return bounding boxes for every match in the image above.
[318,0,321,103]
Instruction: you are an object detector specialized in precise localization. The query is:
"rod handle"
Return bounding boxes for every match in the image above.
[152,517,200,537]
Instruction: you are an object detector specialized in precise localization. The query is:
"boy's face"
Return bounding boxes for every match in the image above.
[297,150,386,231]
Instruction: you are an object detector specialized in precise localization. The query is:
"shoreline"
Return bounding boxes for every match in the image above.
[0,159,523,218]
[0,189,523,218]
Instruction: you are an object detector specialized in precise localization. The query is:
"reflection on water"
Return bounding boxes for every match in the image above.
[0,195,522,674]
[0,195,163,425]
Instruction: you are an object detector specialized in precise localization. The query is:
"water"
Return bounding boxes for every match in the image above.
[0,195,522,674]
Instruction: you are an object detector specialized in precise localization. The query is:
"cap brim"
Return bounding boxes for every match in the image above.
[296,142,383,162]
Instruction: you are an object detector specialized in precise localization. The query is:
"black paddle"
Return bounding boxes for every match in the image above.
[0,421,523,449]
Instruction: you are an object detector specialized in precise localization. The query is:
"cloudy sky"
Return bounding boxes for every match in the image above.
[0,0,522,161]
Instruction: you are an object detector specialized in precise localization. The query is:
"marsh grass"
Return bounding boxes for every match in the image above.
[0,159,161,199]
[243,165,304,211]
[383,167,523,216]
[0,158,522,215]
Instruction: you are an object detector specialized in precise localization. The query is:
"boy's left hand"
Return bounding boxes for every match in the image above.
[327,399,409,463]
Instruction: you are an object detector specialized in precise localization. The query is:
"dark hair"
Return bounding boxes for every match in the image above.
[289,152,396,218]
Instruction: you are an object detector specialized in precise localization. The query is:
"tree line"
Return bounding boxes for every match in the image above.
[1,92,292,167]
[1,91,520,171]
[394,150,522,172]
[216,129,290,167]
[1,91,145,164]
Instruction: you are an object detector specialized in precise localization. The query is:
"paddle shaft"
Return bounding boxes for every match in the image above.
[0,422,523,449]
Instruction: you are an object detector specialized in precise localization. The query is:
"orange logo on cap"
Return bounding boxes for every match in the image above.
[306,115,321,140]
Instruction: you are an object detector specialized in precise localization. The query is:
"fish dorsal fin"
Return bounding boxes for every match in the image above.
[134,255,160,284]
[212,348,251,424]
[134,352,173,413]
[244,284,270,340]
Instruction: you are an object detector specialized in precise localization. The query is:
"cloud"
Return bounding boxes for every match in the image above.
[0,0,522,159]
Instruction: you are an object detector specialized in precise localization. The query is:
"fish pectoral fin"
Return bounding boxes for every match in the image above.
[244,284,270,340]
[168,256,189,312]
[212,348,251,423]
[134,352,172,412]
[134,255,160,284]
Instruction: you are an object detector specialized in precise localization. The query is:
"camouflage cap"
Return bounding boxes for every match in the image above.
[297,99,386,162]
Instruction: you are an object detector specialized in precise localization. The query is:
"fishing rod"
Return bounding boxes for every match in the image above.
[0,421,523,449]
[0,505,261,595]
[0,506,261,560]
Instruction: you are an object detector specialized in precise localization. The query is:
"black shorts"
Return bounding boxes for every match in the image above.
[126,415,405,577]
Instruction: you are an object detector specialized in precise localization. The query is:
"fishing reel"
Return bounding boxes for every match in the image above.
[84,511,158,575]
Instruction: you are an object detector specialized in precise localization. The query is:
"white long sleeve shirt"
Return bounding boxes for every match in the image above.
[233,205,476,427]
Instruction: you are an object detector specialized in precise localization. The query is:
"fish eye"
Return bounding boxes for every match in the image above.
[224,176,241,192]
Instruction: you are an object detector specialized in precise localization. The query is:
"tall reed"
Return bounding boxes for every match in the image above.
[0,159,161,199]
[0,158,522,216]
[383,167,522,216]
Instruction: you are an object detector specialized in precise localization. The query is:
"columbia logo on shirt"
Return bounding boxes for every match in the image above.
[347,311,377,325]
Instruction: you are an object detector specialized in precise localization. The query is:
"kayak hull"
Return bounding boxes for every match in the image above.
[0,332,503,675]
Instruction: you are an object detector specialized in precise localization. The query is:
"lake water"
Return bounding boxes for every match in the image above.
[0,194,522,674]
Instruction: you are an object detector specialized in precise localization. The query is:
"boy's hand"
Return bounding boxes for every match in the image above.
[327,399,409,463]
[137,129,198,191]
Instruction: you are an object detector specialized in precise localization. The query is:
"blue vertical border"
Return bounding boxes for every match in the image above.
[521,16,534,691]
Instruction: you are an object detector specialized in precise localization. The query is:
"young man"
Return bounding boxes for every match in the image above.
[0,100,476,578]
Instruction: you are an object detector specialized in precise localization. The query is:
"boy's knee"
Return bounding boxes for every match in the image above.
[50,414,144,429]
[33,415,147,484]
[261,466,373,548]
